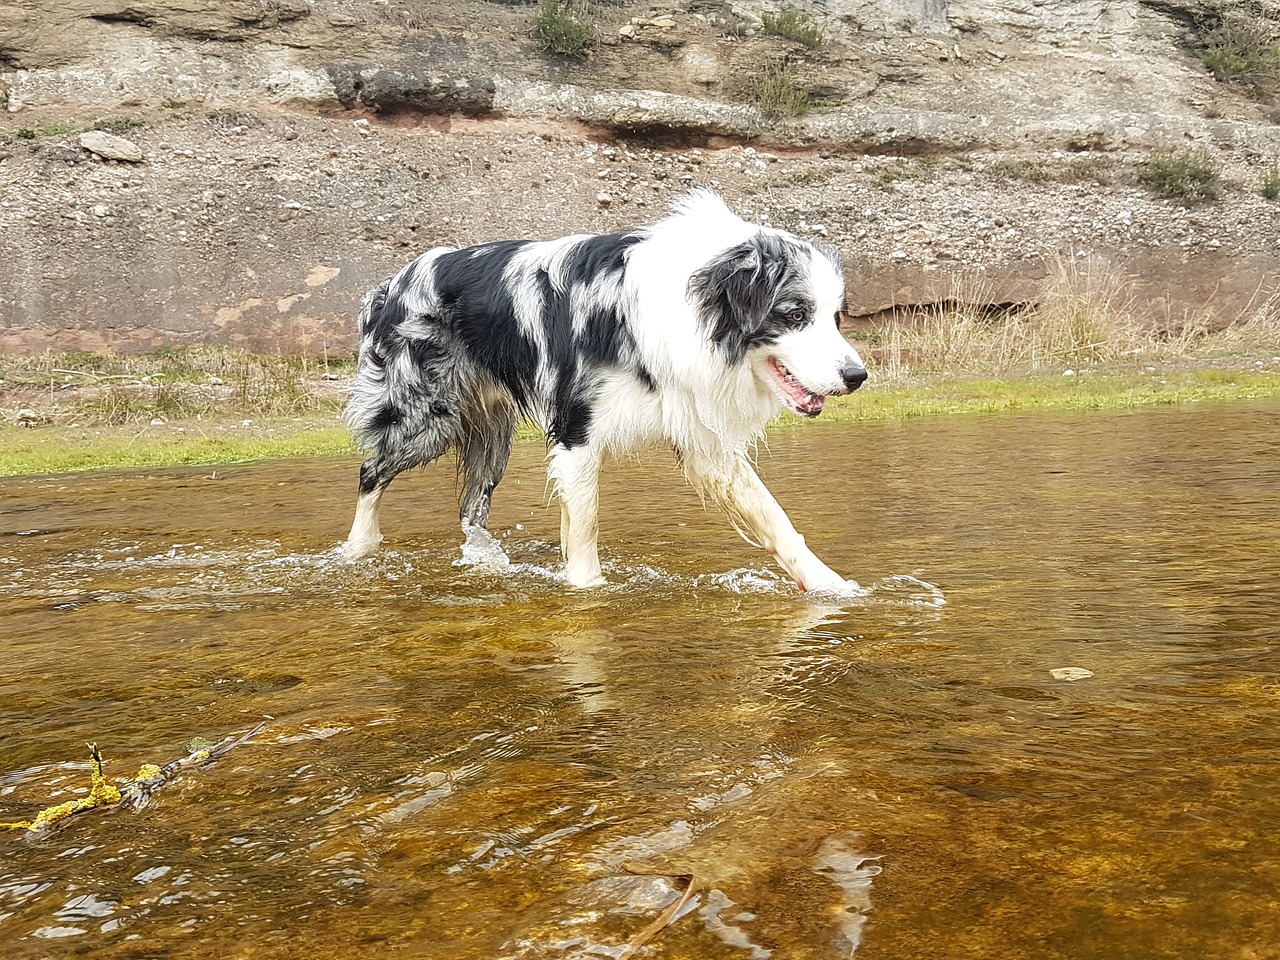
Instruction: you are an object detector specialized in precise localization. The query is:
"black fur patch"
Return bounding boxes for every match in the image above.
[431,240,542,413]
[687,234,817,363]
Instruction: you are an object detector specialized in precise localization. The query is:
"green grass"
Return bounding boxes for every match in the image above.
[4,370,1279,477]
[0,421,356,478]
[13,123,79,140]
[816,369,1280,423]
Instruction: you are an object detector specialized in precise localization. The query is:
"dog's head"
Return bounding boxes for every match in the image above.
[688,232,867,417]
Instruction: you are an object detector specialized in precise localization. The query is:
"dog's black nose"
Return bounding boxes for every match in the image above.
[840,363,868,392]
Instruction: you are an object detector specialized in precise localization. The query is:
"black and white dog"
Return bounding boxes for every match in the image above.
[342,190,867,590]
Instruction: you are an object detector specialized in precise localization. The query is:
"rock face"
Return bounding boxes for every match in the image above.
[3,0,1278,151]
[0,0,1277,354]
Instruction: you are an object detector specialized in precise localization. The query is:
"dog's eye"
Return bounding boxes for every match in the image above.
[791,310,806,323]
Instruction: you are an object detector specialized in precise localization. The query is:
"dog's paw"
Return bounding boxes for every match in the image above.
[339,537,382,560]
[803,576,865,598]
[798,569,859,594]
[565,568,607,589]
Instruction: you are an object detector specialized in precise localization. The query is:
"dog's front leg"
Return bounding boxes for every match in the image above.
[549,444,606,588]
[683,451,847,592]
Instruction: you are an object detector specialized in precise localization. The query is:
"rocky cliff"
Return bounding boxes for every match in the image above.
[1,0,1277,353]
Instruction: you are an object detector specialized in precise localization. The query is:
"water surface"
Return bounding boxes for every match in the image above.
[2,402,1279,958]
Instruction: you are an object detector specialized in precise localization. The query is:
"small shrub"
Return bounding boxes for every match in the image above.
[205,107,251,127]
[746,58,813,119]
[761,9,824,47]
[1200,12,1280,94]
[16,128,35,140]
[93,115,146,134]
[1137,150,1221,202]
[533,0,596,60]
[1263,163,1280,200]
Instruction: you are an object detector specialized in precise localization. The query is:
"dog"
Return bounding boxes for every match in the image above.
[342,190,867,590]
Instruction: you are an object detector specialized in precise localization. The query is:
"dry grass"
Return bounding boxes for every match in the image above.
[1200,10,1280,96]
[744,58,813,119]
[0,347,351,427]
[761,10,824,47]
[867,259,1280,382]
[1189,287,1280,358]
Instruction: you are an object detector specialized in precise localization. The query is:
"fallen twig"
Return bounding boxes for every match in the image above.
[617,862,702,958]
[1,723,265,834]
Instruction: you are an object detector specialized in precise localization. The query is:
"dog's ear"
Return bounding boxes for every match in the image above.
[688,237,782,362]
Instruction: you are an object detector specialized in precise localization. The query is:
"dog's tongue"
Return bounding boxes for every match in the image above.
[781,378,825,417]
[770,358,827,418]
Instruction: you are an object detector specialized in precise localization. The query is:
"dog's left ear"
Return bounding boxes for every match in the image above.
[688,236,785,362]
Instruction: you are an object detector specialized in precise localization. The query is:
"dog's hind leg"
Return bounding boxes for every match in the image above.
[548,443,605,588]
[680,450,847,592]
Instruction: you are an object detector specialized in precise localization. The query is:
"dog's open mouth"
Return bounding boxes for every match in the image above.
[767,358,826,417]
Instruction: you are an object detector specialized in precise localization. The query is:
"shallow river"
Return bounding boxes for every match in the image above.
[2,402,1279,959]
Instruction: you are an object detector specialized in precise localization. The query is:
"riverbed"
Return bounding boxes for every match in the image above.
[2,402,1278,958]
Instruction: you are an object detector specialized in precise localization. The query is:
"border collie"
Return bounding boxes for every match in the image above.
[342,190,867,590]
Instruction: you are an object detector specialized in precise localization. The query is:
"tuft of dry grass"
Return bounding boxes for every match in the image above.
[871,259,1143,379]
[744,58,813,119]
[312,0,431,30]
[865,261,1280,383]
[1199,10,1280,96]
[1190,287,1280,357]
[761,10,824,47]
[0,347,352,427]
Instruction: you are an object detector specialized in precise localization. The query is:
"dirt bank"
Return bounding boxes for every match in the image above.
[1,1,1278,354]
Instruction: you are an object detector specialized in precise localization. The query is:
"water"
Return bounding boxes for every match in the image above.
[2,402,1279,959]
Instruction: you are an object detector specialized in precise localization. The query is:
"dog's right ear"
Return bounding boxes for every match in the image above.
[688,238,776,363]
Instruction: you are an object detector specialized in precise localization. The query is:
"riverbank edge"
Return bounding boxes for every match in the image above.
[3,368,1278,478]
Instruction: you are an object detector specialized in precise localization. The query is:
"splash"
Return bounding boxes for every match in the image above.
[453,523,512,571]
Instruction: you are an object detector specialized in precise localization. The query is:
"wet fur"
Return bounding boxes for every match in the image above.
[343,190,867,590]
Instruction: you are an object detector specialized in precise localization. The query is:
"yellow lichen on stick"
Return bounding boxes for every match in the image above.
[1,724,265,835]
[1,744,122,832]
